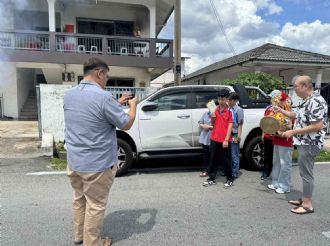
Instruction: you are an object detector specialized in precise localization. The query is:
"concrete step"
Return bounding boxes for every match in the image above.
[20,92,39,120]
[20,116,37,119]
[21,109,37,113]
[20,114,38,118]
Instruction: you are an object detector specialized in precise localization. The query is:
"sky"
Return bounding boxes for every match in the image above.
[158,0,330,75]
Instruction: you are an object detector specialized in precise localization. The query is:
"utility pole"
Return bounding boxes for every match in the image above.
[174,0,181,86]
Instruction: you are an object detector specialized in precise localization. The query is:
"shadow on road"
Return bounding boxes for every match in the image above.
[103,208,157,243]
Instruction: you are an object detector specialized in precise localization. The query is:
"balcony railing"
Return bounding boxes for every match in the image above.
[0,30,172,59]
[0,31,49,51]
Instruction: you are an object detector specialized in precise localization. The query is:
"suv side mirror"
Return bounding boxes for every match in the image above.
[142,102,158,111]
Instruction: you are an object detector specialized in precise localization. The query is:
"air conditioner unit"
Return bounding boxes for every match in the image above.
[62,72,75,82]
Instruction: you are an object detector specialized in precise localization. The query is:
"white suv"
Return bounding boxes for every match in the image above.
[115,84,270,176]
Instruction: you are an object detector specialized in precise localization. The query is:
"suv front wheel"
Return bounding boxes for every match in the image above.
[244,136,264,170]
[116,138,134,176]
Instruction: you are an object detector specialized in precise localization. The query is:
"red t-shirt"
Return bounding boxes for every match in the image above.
[210,106,233,143]
[273,135,293,147]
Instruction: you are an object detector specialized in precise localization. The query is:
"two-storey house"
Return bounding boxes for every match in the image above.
[0,0,174,119]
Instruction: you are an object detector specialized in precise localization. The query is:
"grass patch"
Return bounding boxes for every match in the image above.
[51,158,67,170]
[292,149,330,162]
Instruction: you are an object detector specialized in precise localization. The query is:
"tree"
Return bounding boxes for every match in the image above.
[218,72,286,93]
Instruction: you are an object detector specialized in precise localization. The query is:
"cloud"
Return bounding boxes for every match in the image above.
[274,20,330,53]
[158,0,330,75]
[177,0,284,72]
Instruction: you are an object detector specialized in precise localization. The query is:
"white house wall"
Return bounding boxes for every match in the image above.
[3,0,150,37]
[15,63,151,86]
[0,1,15,30]
[39,84,71,142]
[42,68,62,84]
[0,62,18,118]
[60,3,149,36]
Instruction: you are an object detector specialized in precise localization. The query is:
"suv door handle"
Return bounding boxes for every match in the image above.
[177,114,190,119]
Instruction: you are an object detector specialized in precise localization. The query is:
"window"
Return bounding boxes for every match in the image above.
[151,92,188,111]
[193,91,219,109]
[77,19,133,36]
[246,88,269,101]
[106,78,134,87]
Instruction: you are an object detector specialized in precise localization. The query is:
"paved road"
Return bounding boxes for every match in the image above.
[1,158,330,246]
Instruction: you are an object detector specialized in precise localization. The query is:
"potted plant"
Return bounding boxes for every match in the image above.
[55,141,67,160]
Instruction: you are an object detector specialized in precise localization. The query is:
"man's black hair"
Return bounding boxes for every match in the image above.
[83,57,109,75]
[218,89,229,98]
[228,92,240,100]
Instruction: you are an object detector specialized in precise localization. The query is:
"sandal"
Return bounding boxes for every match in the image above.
[291,206,314,215]
[102,237,112,246]
[288,198,303,206]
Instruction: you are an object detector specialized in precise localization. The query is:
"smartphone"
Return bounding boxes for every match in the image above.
[130,89,136,98]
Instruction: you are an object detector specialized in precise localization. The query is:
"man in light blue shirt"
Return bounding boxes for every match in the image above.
[64,57,137,246]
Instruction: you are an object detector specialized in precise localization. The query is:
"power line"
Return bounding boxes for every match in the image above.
[209,0,237,57]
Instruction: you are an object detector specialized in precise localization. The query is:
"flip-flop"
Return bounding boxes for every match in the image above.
[291,206,314,215]
[288,198,303,206]
[74,240,83,245]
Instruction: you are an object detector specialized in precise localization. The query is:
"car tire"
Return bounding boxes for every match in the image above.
[244,136,264,171]
[116,138,134,176]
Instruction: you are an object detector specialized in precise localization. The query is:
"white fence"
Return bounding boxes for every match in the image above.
[36,85,158,140]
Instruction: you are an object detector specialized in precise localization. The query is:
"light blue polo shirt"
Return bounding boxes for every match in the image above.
[64,80,130,172]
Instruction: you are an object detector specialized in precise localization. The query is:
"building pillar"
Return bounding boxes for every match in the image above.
[148,5,156,38]
[174,0,181,86]
[315,68,323,91]
[47,0,56,32]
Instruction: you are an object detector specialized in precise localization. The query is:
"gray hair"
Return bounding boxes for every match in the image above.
[291,75,299,85]
[294,75,313,89]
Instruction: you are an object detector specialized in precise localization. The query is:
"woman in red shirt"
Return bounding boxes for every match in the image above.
[267,92,294,193]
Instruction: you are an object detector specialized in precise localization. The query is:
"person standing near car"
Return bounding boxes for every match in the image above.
[198,107,213,177]
[274,75,328,215]
[266,92,294,194]
[203,89,233,188]
[228,92,244,179]
[260,90,281,180]
[64,57,137,246]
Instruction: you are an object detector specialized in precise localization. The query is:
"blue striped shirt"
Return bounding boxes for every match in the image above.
[64,80,130,172]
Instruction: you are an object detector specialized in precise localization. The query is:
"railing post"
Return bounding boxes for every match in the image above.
[149,39,156,58]
[102,37,107,55]
[49,32,56,52]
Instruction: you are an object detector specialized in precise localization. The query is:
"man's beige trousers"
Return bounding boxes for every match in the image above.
[67,165,117,246]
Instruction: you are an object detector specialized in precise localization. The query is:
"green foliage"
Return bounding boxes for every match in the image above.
[316,150,330,162]
[292,149,330,162]
[55,141,65,151]
[51,158,67,170]
[218,72,286,93]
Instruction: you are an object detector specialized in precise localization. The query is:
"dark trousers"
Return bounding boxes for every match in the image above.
[208,140,232,181]
[263,138,273,176]
[202,144,210,172]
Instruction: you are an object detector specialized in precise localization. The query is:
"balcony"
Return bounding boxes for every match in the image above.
[0,30,173,69]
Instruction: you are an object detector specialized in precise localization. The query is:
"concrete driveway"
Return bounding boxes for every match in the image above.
[1,157,330,246]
